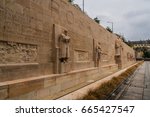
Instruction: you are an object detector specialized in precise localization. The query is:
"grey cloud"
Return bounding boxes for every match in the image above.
[74,0,150,41]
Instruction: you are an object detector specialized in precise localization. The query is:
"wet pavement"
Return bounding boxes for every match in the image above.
[120,62,150,100]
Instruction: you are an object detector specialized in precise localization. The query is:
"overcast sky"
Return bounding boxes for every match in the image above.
[74,0,150,41]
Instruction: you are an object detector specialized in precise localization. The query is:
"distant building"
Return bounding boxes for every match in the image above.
[128,40,150,48]
[128,40,150,58]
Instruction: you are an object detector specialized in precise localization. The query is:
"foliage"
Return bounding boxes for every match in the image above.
[68,0,74,3]
[106,26,112,33]
[94,17,100,24]
[121,35,126,43]
[115,33,132,47]
[134,47,150,58]
[143,48,150,58]
[73,4,82,11]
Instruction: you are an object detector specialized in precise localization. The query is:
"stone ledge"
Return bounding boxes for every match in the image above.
[0,63,39,67]
[0,67,99,99]
[0,67,97,87]
[9,79,44,98]
[102,64,118,68]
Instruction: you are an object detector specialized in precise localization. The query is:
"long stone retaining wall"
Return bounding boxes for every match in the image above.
[0,0,135,99]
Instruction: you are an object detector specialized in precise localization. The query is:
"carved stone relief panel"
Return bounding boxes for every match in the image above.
[74,50,89,62]
[0,40,38,64]
[101,54,108,61]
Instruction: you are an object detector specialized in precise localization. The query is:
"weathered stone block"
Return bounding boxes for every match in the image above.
[61,79,76,91]
[56,75,72,84]
[9,79,44,98]
[5,1,23,14]
[36,87,50,99]
[10,91,37,100]
[0,0,5,9]
[44,77,56,88]
[16,0,30,8]
[49,85,61,95]
[0,89,8,99]
[0,86,8,99]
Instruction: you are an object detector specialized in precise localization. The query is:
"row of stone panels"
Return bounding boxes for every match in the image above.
[0,65,119,99]
[0,68,97,99]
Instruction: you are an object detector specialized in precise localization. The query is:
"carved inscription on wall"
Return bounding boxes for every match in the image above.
[0,41,37,64]
[66,11,74,24]
[2,7,50,42]
[51,0,60,23]
[52,0,60,12]
[74,50,89,62]
[30,0,43,5]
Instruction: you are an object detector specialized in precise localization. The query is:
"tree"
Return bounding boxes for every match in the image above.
[106,26,112,33]
[94,17,100,24]
[142,47,150,58]
[73,4,82,11]
[68,0,74,4]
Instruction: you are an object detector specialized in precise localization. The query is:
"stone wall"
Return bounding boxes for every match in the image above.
[0,0,135,99]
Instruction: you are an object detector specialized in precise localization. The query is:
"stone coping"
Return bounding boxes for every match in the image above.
[0,67,97,87]
[0,63,39,67]
[102,64,118,68]
[102,60,109,62]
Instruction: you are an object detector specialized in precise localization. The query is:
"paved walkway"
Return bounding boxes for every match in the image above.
[120,62,150,100]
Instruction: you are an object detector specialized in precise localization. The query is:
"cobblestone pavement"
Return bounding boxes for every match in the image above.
[120,62,150,100]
